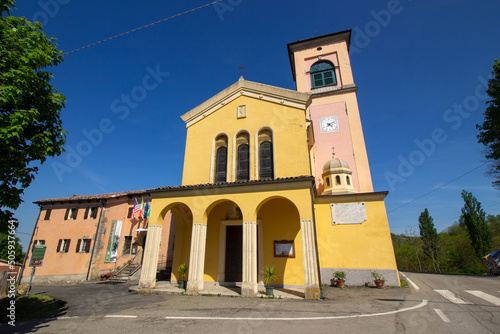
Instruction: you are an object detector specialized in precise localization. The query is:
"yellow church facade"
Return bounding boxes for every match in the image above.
[139,30,398,299]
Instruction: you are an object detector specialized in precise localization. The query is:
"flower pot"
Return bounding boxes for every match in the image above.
[265,286,274,296]
[179,280,185,290]
[336,279,346,288]
[374,279,384,289]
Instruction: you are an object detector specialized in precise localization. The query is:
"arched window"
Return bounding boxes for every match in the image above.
[214,135,228,182]
[346,176,351,186]
[258,129,274,179]
[237,144,249,181]
[236,132,250,181]
[326,177,330,187]
[310,61,337,88]
[335,175,341,185]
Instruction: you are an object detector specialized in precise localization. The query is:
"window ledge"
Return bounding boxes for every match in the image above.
[311,85,341,94]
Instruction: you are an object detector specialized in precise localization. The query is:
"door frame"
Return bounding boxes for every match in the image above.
[217,219,263,283]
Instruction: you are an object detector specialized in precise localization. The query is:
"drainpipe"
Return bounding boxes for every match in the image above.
[86,199,107,281]
[309,182,324,299]
[17,204,42,285]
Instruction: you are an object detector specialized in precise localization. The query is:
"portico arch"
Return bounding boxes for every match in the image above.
[204,200,243,283]
[256,197,303,287]
[139,202,193,289]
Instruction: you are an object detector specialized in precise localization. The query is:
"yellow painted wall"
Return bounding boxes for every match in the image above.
[182,95,311,185]
[170,208,192,282]
[258,198,304,286]
[315,199,397,270]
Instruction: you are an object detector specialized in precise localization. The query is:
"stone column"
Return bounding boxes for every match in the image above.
[186,223,207,294]
[241,221,258,297]
[300,219,320,299]
[138,224,162,289]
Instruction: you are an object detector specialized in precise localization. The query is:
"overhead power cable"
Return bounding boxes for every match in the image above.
[387,162,488,214]
[434,201,500,224]
[64,0,224,56]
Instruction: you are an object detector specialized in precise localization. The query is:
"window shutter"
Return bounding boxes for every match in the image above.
[84,208,89,220]
[72,208,78,219]
[65,240,71,252]
[76,239,81,253]
[44,209,51,220]
[85,240,91,253]
[128,207,133,218]
[313,73,323,87]
[237,144,249,181]
[215,147,227,182]
[310,61,337,88]
[91,207,98,219]
[64,209,69,220]
[57,239,62,252]
[323,71,334,85]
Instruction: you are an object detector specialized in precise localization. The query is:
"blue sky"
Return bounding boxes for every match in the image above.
[9,0,500,250]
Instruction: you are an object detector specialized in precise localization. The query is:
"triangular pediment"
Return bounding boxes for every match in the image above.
[180,78,311,128]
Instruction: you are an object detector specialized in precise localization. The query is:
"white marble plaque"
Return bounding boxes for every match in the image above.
[237,105,246,118]
[330,203,366,225]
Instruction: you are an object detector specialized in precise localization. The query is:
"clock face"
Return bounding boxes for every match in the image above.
[319,116,339,133]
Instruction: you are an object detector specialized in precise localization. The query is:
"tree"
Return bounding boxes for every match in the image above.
[461,190,493,258]
[418,208,440,273]
[404,227,423,272]
[0,232,23,263]
[0,0,66,232]
[477,59,500,188]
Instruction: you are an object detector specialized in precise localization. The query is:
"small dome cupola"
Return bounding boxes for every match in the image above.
[321,150,357,195]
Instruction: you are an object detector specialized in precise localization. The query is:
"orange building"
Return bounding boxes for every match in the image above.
[20,190,175,284]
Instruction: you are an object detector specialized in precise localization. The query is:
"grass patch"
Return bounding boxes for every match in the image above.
[0,294,67,323]
[400,278,409,288]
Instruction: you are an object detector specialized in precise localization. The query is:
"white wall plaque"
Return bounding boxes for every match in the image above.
[237,105,246,118]
[330,203,366,225]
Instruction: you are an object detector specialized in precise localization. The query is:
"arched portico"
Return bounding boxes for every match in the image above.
[140,176,319,298]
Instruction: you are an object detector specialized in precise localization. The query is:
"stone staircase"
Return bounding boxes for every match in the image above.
[109,263,141,282]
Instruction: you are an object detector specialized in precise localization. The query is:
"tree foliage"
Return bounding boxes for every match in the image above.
[0,0,66,232]
[0,232,23,263]
[393,214,500,275]
[477,59,500,188]
[461,190,493,258]
[418,208,440,272]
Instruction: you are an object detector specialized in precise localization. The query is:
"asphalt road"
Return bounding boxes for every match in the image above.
[2,273,500,333]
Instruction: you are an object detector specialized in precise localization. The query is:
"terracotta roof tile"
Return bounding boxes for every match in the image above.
[34,189,150,204]
[35,176,315,203]
[150,176,315,192]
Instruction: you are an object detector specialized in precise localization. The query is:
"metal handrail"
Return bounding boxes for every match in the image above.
[113,249,143,277]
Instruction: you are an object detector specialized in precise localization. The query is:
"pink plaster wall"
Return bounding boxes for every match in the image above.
[310,101,360,194]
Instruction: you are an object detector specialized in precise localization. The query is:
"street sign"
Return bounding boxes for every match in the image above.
[27,245,47,295]
[31,245,47,260]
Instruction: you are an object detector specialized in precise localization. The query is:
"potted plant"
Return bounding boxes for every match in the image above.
[371,271,385,289]
[333,271,346,288]
[262,265,278,296]
[177,263,188,289]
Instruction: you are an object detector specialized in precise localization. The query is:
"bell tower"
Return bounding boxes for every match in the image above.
[287,30,373,194]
